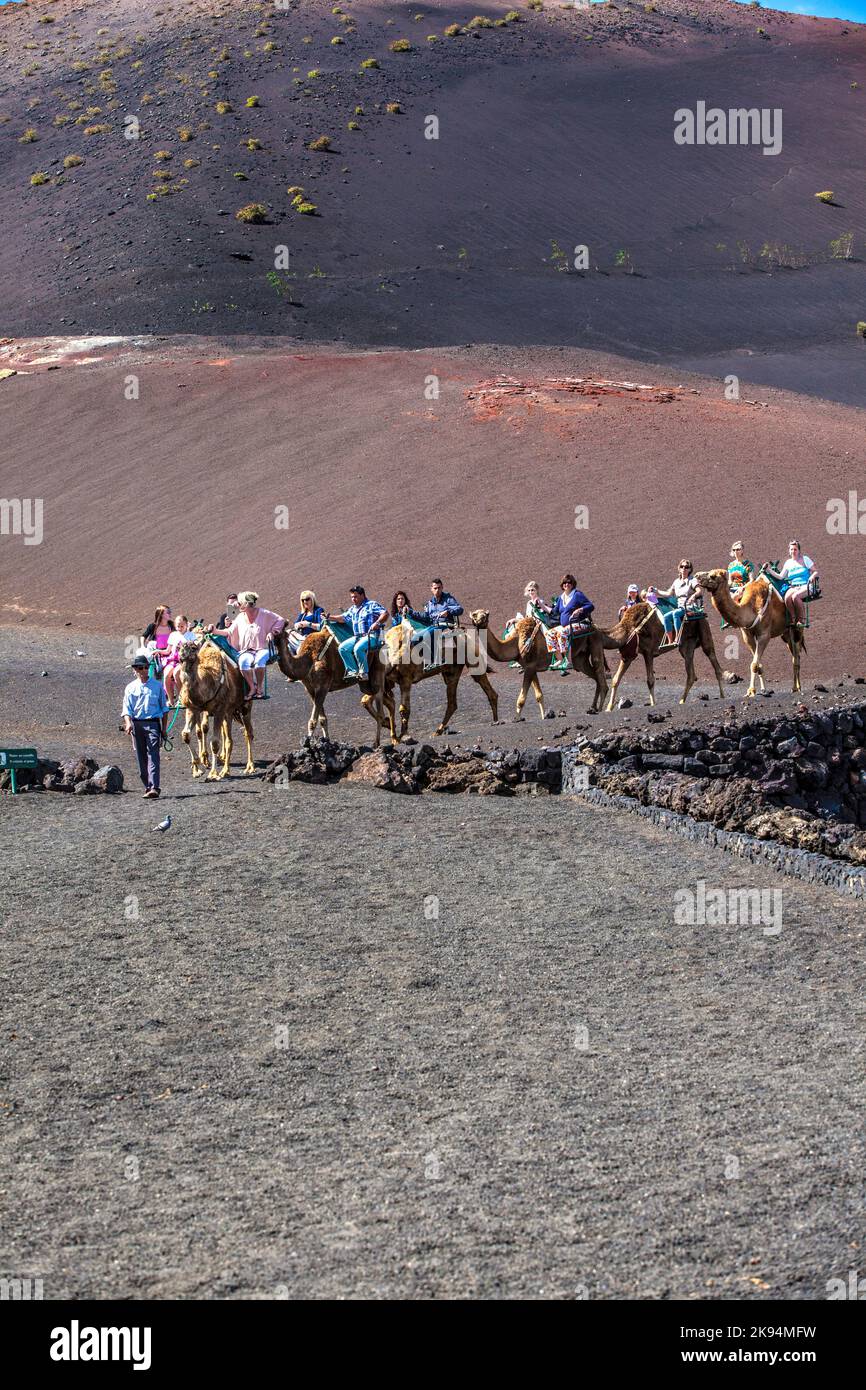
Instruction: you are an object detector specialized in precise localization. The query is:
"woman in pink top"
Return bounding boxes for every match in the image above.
[211,590,286,699]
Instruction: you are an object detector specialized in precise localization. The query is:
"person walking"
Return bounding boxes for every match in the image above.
[121,654,170,798]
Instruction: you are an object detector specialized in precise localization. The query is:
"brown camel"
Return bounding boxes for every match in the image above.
[469,610,608,716]
[177,637,255,778]
[694,569,805,697]
[599,602,725,709]
[380,620,498,739]
[273,626,390,745]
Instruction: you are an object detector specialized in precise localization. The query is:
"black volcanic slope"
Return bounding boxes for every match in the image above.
[1,0,865,397]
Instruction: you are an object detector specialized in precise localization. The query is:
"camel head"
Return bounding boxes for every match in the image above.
[693,569,726,593]
[178,639,202,670]
[470,608,490,629]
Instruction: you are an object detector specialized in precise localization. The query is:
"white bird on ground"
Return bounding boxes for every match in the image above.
[152,815,172,832]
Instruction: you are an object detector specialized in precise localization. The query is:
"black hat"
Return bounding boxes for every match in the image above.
[131,655,149,669]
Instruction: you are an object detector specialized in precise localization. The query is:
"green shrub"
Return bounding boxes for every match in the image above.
[19,127,39,142]
[309,135,332,150]
[63,154,84,168]
[390,38,412,51]
[215,100,233,113]
[236,202,268,223]
[444,24,462,37]
[30,171,49,185]
[245,95,260,107]
[815,190,835,204]
[295,201,317,214]
[360,57,379,68]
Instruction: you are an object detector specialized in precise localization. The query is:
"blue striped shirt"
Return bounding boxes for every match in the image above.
[122,677,169,720]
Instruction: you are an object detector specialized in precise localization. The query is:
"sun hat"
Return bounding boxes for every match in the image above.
[131,655,148,669]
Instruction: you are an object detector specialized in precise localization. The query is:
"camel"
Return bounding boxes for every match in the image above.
[380,619,498,739]
[273,626,389,745]
[177,638,255,778]
[599,602,725,710]
[469,610,608,717]
[694,569,805,697]
[179,691,209,778]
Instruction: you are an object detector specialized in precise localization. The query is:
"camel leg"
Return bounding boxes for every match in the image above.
[605,656,631,712]
[359,691,383,748]
[787,630,802,693]
[435,671,461,736]
[515,671,532,720]
[575,647,607,712]
[696,620,726,698]
[398,676,412,739]
[531,674,546,720]
[383,687,398,742]
[644,652,656,706]
[679,639,697,705]
[220,717,233,778]
[471,670,499,724]
[206,720,223,779]
[241,708,255,774]
[742,631,764,697]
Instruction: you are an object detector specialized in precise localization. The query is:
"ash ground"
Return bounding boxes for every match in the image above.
[1,628,864,1299]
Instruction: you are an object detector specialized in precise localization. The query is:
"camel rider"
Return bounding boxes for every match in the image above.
[402,577,464,670]
[727,542,755,597]
[658,560,702,645]
[328,585,389,679]
[288,590,325,655]
[618,584,640,620]
[764,540,818,628]
[210,591,287,699]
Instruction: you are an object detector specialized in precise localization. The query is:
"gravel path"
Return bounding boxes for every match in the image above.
[1,777,863,1299]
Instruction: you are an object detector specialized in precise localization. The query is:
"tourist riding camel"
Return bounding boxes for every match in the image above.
[274,619,389,745]
[380,617,498,739]
[327,585,390,679]
[599,592,726,708]
[210,590,287,700]
[287,590,325,655]
[764,540,819,628]
[693,561,810,697]
[177,636,256,779]
[470,609,607,718]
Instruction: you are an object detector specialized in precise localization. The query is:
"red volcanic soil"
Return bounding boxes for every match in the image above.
[1,338,862,679]
[1,1,865,400]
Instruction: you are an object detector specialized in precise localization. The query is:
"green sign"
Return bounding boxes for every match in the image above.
[1,748,38,794]
[0,749,38,769]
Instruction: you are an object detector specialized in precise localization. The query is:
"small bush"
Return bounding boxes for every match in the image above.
[286,185,304,196]
[154,149,172,161]
[331,36,344,45]
[84,124,110,135]
[444,25,462,37]
[236,202,268,223]
[815,190,835,204]
[183,158,199,168]
[178,126,193,141]
[390,39,412,51]
[245,137,263,150]
[63,154,84,168]
[19,128,39,142]
[386,102,401,114]
[309,135,332,150]
[295,201,317,214]
[30,171,49,185]
[348,120,360,130]
[307,69,320,78]
[505,8,521,17]
[857,322,866,338]
[246,95,261,107]
[360,57,379,68]
[215,100,233,114]
[466,16,493,28]
[53,114,71,127]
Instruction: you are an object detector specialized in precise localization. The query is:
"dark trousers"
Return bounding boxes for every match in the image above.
[131,718,161,791]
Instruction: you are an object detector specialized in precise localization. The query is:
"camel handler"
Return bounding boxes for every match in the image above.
[327,585,389,679]
[121,654,170,799]
[209,590,287,699]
